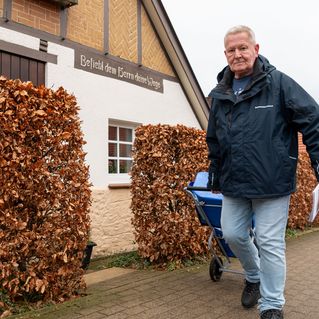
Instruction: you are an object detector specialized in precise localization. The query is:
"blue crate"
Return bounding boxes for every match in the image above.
[194,194,223,227]
[190,172,223,228]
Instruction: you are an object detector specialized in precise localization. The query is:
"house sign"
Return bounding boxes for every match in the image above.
[74,49,163,93]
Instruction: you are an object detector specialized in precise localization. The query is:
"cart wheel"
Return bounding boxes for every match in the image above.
[209,256,223,282]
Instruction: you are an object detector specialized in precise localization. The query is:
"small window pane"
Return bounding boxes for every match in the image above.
[119,144,132,157]
[119,127,132,142]
[108,159,117,174]
[109,126,117,140]
[109,143,117,157]
[119,160,132,173]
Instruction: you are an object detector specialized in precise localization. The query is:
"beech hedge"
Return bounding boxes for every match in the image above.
[0,77,91,316]
[288,151,319,229]
[131,124,318,267]
[131,124,211,267]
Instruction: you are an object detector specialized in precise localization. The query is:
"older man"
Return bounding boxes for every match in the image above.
[206,25,319,319]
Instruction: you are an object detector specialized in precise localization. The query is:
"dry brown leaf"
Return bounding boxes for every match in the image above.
[0,78,91,308]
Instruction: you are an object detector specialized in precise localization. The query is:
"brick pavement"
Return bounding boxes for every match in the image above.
[10,231,319,319]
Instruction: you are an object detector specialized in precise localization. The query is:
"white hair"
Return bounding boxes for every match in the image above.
[224,25,256,46]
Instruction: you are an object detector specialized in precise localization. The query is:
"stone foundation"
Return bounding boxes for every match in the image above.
[89,187,136,257]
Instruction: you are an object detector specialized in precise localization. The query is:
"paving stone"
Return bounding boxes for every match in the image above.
[11,230,319,319]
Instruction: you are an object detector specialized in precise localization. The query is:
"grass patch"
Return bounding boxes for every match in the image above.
[286,228,299,239]
[88,251,150,271]
[88,251,209,272]
[285,226,319,239]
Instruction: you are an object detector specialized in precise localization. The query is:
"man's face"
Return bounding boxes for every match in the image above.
[224,32,259,79]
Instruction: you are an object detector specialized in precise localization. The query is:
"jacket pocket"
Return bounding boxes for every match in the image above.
[274,138,296,185]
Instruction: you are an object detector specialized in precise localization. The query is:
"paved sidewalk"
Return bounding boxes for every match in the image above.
[11,231,319,319]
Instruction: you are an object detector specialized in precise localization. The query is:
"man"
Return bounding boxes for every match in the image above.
[206,25,319,319]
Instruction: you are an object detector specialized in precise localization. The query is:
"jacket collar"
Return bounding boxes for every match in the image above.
[210,55,276,97]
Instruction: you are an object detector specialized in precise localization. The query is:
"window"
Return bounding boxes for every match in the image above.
[108,125,133,174]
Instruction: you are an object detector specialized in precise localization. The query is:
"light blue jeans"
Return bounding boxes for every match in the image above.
[221,195,290,313]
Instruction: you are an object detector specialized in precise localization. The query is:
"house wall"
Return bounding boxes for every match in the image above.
[141,4,174,76]
[0,0,3,17]
[109,0,138,63]
[90,188,134,256]
[67,0,104,51]
[46,41,199,186]
[11,0,60,35]
[0,0,201,254]
[45,41,199,256]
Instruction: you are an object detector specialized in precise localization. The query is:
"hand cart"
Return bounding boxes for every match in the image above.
[185,172,256,281]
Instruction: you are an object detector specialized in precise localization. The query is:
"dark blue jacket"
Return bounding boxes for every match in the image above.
[206,55,319,198]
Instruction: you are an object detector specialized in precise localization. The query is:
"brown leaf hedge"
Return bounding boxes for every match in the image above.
[131,124,319,267]
[288,151,319,229]
[0,77,91,314]
[131,124,211,267]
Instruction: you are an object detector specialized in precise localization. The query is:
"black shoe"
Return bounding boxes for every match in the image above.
[260,309,283,319]
[241,280,260,308]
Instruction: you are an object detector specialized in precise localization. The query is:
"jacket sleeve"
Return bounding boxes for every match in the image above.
[281,73,319,181]
[206,100,221,190]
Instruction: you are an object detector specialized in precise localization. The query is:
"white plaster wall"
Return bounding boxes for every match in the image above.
[45,42,202,255]
[0,30,201,188]
[46,42,201,187]
[0,29,203,255]
[0,27,39,50]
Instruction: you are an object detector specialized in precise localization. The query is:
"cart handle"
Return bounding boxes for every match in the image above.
[185,185,211,191]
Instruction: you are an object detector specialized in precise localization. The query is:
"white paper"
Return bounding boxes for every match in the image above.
[308,184,319,222]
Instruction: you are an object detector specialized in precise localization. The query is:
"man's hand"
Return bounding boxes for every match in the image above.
[207,166,221,192]
[207,172,214,189]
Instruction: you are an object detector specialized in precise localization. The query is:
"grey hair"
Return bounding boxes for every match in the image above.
[224,25,256,46]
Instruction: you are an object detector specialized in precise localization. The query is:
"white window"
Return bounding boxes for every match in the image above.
[108,122,135,177]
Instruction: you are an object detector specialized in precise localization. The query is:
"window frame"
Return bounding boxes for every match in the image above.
[107,120,139,183]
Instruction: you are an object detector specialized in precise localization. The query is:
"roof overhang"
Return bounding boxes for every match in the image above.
[141,0,210,130]
[49,0,78,8]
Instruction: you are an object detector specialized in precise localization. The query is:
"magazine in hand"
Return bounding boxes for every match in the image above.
[308,184,319,222]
